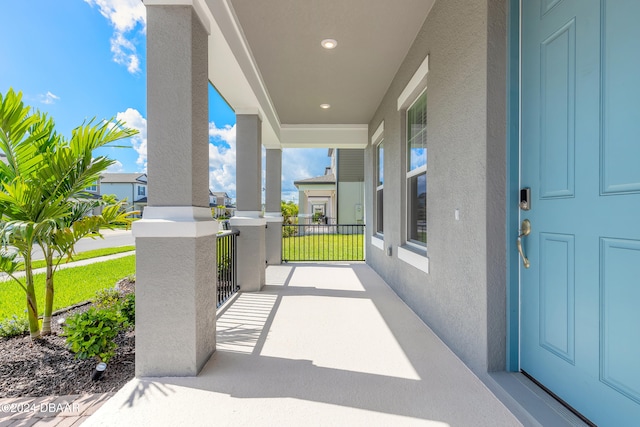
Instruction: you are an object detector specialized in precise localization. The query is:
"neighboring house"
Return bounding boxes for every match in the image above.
[295,148,364,224]
[134,1,640,425]
[209,190,235,217]
[93,173,148,215]
[294,168,336,222]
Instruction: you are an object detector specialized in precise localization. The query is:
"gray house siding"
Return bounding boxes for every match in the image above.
[365,0,507,375]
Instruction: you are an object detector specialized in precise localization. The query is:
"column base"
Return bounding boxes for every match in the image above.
[230,216,267,291]
[264,213,283,265]
[133,207,218,377]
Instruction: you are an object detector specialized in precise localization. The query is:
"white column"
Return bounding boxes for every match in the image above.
[133,3,217,377]
[230,113,266,291]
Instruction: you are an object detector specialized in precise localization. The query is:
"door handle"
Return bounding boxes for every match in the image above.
[517,219,531,269]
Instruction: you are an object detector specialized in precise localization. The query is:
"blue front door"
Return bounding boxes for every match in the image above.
[520,1,640,425]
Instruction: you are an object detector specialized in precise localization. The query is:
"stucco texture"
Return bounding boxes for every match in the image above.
[365,0,507,375]
[146,6,210,208]
[135,236,216,377]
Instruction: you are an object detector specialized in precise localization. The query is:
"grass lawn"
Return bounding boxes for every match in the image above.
[282,233,364,261]
[25,246,135,271]
[0,255,136,321]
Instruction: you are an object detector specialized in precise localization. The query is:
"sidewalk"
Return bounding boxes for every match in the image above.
[0,251,135,283]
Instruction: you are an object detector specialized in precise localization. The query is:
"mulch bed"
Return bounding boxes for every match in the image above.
[0,278,136,398]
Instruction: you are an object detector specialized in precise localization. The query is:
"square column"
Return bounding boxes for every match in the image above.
[230,113,266,291]
[265,148,283,265]
[133,3,216,377]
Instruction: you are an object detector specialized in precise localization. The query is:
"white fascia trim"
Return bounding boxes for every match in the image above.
[398,245,429,274]
[371,235,384,250]
[132,206,218,238]
[371,121,384,145]
[397,54,429,111]
[144,0,212,35]
[280,124,368,148]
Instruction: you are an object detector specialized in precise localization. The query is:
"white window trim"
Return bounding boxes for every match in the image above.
[398,245,429,273]
[400,57,429,262]
[371,121,384,145]
[372,121,384,237]
[397,55,429,111]
[371,235,384,251]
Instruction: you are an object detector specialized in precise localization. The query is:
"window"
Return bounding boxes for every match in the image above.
[406,90,427,246]
[85,181,97,192]
[138,185,146,196]
[376,139,384,234]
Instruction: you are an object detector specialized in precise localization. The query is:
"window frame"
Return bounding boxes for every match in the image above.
[395,54,429,273]
[375,138,384,235]
[405,89,427,248]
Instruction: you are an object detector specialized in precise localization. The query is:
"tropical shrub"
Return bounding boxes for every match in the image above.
[62,307,127,363]
[120,293,135,326]
[0,88,137,339]
[93,288,122,310]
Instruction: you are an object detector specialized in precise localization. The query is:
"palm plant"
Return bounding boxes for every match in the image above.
[0,88,138,338]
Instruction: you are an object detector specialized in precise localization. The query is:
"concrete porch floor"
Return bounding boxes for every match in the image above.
[83,263,523,426]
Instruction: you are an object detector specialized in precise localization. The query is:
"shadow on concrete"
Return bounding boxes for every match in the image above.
[110,263,518,426]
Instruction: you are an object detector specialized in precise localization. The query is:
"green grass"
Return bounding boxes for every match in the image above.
[282,233,364,261]
[0,255,136,321]
[25,246,136,271]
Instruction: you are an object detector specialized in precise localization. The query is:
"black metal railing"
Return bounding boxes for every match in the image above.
[217,229,239,307]
[282,222,365,262]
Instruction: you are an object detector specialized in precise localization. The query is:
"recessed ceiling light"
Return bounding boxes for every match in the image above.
[321,39,337,49]
[320,104,331,109]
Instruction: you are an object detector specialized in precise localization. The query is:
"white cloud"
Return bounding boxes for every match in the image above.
[84,0,146,74]
[116,108,147,171]
[279,148,330,204]
[282,148,329,187]
[110,32,141,74]
[106,159,124,173]
[39,91,60,105]
[84,0,146,33]
[209,122,236,197]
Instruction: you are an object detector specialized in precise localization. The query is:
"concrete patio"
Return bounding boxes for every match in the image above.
[83,264,524,426]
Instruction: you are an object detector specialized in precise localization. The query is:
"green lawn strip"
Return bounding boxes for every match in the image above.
[0,255,136,321]
[282,234,364,261]
[26,246,136,271]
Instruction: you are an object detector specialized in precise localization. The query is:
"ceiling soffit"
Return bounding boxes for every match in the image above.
[227,0,434,126]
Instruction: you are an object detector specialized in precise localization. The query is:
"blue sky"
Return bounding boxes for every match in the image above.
[0,0,329,203]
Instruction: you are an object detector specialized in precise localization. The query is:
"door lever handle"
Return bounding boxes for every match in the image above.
[517,219,531,269]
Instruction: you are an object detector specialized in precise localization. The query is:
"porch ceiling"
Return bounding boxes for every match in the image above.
[202,0,435,148]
